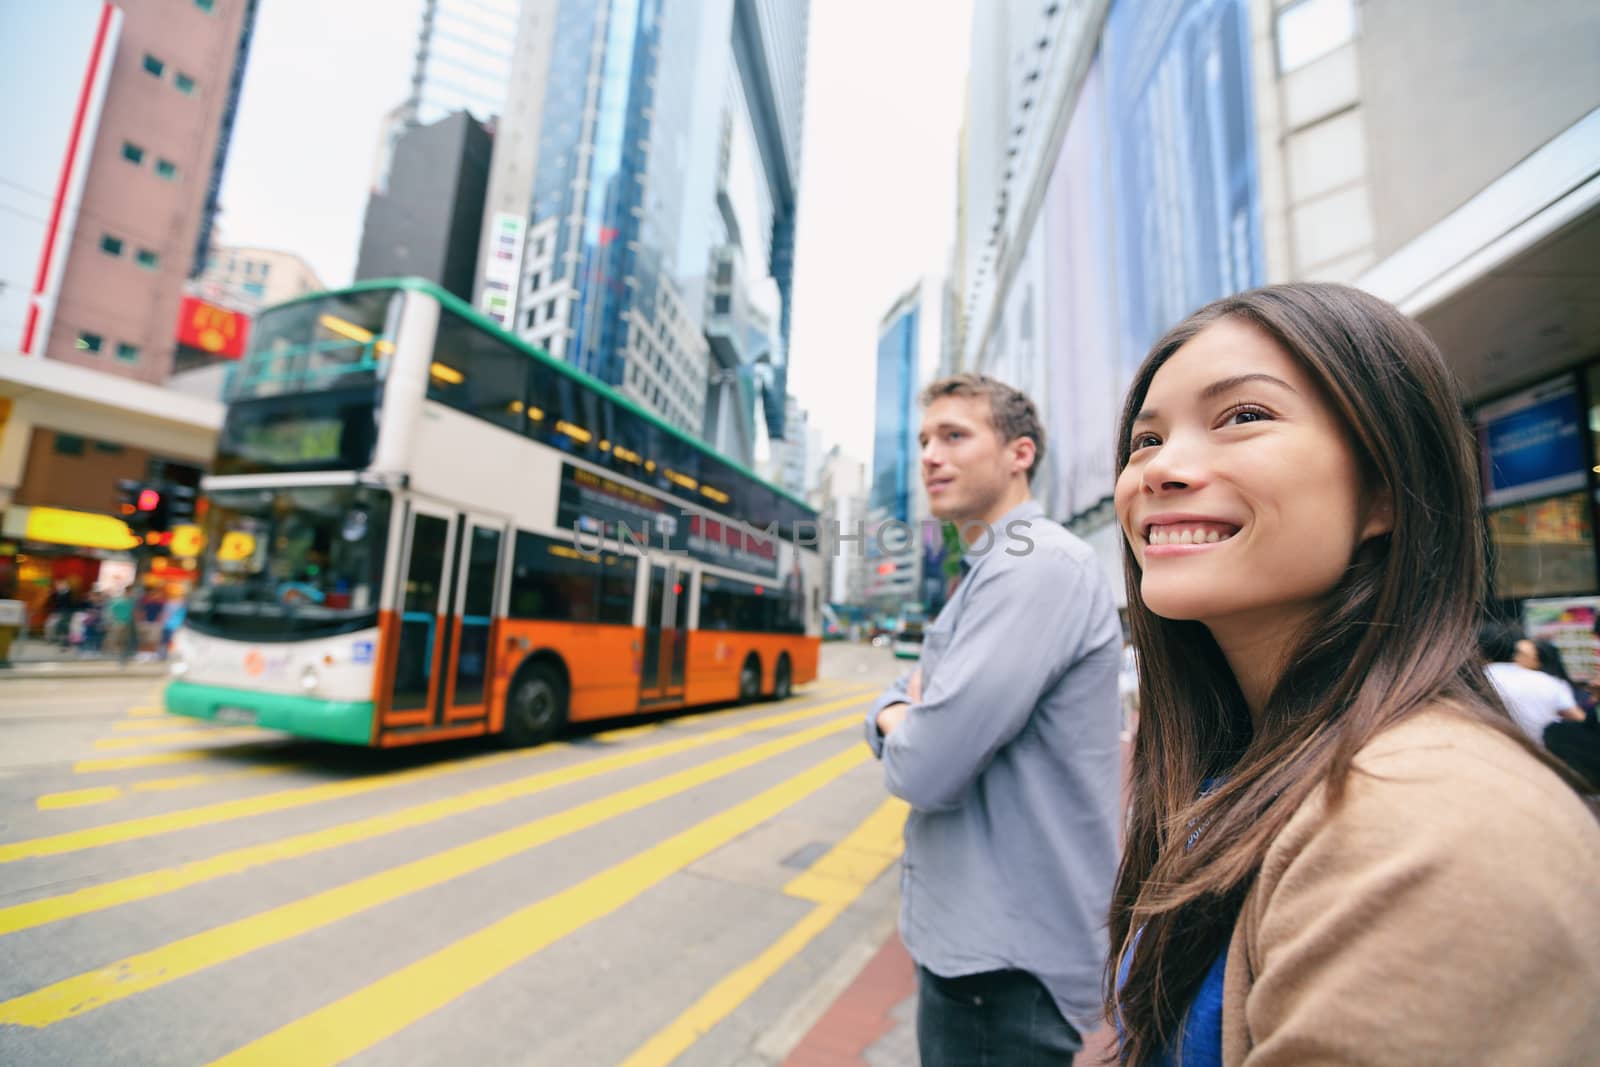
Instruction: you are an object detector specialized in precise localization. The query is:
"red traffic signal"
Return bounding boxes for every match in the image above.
[137,489,162,511]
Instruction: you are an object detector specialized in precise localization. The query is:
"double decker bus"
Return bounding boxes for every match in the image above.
[166,279,821,747]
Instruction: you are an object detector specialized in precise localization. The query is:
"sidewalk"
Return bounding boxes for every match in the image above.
[781,931,1116,1066]
[0,638,170,679]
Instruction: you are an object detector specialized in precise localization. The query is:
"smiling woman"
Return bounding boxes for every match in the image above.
[1106,283,1600,1067]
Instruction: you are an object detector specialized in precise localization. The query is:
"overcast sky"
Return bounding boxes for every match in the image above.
[217,0,973,464]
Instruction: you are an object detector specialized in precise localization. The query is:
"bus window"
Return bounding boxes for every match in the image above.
[431,311,530,433]
[509,532,637,624]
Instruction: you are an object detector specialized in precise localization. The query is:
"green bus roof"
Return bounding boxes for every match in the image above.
[257,276,815,515]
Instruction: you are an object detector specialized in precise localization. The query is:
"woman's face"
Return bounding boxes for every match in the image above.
[1115,317,1390,636]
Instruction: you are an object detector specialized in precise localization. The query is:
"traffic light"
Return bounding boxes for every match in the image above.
[115,478,142,519]
[167,484,197,526]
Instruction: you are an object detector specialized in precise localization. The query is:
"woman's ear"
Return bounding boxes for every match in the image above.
[1362,488,1394,541]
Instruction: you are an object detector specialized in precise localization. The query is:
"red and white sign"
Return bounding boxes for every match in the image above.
[176,295,250,359]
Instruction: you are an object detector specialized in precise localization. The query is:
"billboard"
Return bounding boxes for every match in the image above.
[1043,58,1121,519]
[1477,376,1587,509]
[0,2,120,355]
[478,212,525,329]
[1103,0,1265,380]
[176,296,251,359]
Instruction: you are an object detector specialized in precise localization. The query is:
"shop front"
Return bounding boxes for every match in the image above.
[1359,107,1600,678]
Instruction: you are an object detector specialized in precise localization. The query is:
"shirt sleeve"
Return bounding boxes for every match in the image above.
[1239,746,1600,1066]
[864,672,912,759]
[879,550,1104,812]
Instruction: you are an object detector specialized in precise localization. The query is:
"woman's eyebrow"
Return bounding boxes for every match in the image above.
[1133,373,1297,424]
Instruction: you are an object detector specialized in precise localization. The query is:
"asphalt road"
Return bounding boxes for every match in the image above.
[0,643,908,1067]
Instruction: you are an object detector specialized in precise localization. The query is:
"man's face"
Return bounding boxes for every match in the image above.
[1514,639,1541,671]
[918,394,1024,524]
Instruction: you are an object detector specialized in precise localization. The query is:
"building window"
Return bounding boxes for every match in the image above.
[116,343,140,362]
[121,142,144,165]
[713,295,731,314]
[155,159,179,180]
[530,272,542,292]
[175,72,198,95]
[93,440,125,455]
[142,54,164,78]
[53,433,86,456]
[136,249,160,270]
[1276,0,1356,73]
[74,332,102,354]
[523,307,536,331]
[545,299,556,321]
[99,234,124,257]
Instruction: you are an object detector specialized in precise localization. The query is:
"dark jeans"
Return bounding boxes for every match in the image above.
[916,965,1081,1066]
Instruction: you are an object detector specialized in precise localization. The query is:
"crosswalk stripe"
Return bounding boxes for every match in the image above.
[34,767,291,812]
[0,714,864,1028]
[110,719,191,733]
[205,745,873,1067]
[72,750,245,774]
[33,787,123,812]
[616,798,908,1067]
[91,728,271,751]
[0,685,874,865]
[0,694,872,935]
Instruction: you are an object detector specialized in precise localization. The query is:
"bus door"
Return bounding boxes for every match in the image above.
[640,562,688,705]
[442,516,509,722]
[383,500,457,726]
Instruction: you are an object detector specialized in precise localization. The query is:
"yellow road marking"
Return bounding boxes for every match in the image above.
[126,705,168,718]
[92,728,267,751]
[0,716,865,1028]
[617,798,908,1067]
[73,750,231,774]
[110,719,190,732]
[0,694,872,934]
[206,745,872,1067]
[0,685,874,866]
[33,787,123,811]
[35,767,290,812]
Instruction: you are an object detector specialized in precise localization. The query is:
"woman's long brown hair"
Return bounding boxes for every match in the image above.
[1105,283,1581,1065]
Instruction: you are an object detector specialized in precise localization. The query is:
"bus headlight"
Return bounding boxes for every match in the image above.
[300,666,320,692]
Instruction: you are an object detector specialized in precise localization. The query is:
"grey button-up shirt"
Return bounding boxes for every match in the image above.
[866,499,1122,1032]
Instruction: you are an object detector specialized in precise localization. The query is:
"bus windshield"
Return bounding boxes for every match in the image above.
[187,486,391,641]
[226,289,400,402]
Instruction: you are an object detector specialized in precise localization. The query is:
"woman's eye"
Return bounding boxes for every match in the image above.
[1224,405,1272,426]
[1131,433,1161,451]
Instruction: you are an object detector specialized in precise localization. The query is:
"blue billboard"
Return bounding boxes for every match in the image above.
[1103,0,1265,379]
[1478,378,1588,508]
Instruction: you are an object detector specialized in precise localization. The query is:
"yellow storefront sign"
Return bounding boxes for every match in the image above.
[23,508,139,551]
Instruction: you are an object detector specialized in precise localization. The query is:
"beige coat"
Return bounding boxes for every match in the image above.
[1221,710,1600,1065]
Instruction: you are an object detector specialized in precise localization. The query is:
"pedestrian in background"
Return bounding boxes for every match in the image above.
[107,586,137,666]
[1481,622,1583,748]
[867,374,1122,1065]
[1110,283,1600,1065]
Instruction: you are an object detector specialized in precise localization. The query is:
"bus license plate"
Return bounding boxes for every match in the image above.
[215,706,257,726]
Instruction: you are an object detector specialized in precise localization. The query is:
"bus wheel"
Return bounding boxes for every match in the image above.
[738,654,762,704]
[503,661,567,747]
[771,655,792,701]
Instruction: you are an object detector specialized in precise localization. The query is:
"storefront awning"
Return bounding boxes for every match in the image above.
[1358,106,1600,403]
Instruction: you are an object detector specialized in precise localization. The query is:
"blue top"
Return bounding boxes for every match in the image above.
[865,500,1124,1033]
[1115,939,1227,1067]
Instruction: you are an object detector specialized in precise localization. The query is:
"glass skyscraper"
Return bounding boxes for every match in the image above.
[406,0,520,126]
[511,0,808,459]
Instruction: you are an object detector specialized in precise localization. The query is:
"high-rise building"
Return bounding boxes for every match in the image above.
[196,245,324,310]
[490,0,809,457]
[37,0,260,385]
[405,0,521,126]
[956,0,1600,612]
[356,111,493,302]
[868,277,945,610]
